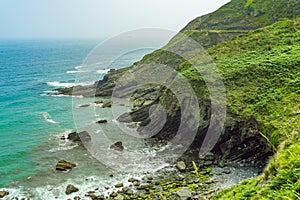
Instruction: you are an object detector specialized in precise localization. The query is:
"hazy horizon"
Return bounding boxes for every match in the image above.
[0,0,230,39]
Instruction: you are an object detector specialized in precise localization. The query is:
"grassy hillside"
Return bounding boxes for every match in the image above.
[205,18,300,199]
[182,0,300,31]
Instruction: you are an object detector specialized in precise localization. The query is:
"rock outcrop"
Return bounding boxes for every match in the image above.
[67,131,91,143]
[56,160,77,171]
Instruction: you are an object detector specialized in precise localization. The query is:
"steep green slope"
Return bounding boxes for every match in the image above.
[207,18,300,199]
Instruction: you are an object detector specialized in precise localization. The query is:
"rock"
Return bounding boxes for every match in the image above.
[114,183,124,188]
[136,184,152,190]
[128,177,138,183]
[205,179,214,184]
[174,187,192,200]
[96,120,108,124]
[114,194,124,200]
[176,161,186,171]
[67,131,91,143]
[110,192,118,198]
[56,160,76,171]
[60,136,66,140]
[94,100,103,104]
[192,195,207,200]
[74,196,81,200]
[110,141,124,151]
[177,174,185,181]
[65,184,79,195]
[218,161,226,168]
[102,100,112,108]
[79,104,90,108]
[223,168,231,174]
[0,191,9,198]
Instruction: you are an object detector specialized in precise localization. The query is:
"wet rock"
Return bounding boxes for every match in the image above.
[67,131,91,143]
[176,161,186,171]
[79,104,90,108]
[110,141,124,151]
[96,119,108,124]
[94,100,104,104]
[65,184,79,195]
[0,191,9,198]
[102,100,112,108]
[114,183,124,188]
[174,187,192,200]
[74,196,81,200]
[128,177,138,183]
[56,160,76,171]
[110,192,118,198]
[60,136,66,140]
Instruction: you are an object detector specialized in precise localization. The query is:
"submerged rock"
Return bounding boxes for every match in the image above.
[56,160,76,171]
[96,120,108,124]
[176,161,187,171]
[0,191,9,198]
[65,184,79,195]
[110,141,124,151]
[79,104,90,108]
[67,131,91,143]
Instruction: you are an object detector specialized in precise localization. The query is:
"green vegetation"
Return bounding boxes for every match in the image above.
[182,0,300,31]
[205,19,300,200]
[146,18,300,200]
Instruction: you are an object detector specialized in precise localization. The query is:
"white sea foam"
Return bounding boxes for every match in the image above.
[46,81,78,87]
[48,144,78,152]
[42,112,60,124]
[96,69,110,74]
[47,81,93,87]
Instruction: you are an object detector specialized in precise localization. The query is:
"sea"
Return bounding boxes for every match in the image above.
[0,39,160,199]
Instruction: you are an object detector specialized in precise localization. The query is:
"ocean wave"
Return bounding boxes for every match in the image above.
[40,94,84,98]
[46,81,93,88]
[48,144,79,153]
[46,81,78,87]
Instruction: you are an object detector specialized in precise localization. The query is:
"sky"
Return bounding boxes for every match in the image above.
[0,0,230,39]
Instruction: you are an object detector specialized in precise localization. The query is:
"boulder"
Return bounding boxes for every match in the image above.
[102,100,112,108]
[94,100,104,104]
[0,191,9,198]
[174,187,192,200]
[128,177,139,183]
[96,120,108,124]
[67,131,91,143]
[56,160,76,171]
[114,183,123,188]
[176,161,186,171]
[65,184,79,195]
[110,141,124,151]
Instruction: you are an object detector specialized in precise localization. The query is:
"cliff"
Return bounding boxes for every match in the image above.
[56,0,300,198]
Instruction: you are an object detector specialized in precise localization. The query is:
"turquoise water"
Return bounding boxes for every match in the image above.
[0,39,154,192]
